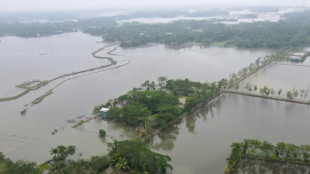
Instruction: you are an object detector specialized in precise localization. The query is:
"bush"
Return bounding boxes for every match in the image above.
[89,155,109,173]
[2,160,38,174]
[99,129,106,138]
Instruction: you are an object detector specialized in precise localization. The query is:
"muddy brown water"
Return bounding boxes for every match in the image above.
[2,32,306,173]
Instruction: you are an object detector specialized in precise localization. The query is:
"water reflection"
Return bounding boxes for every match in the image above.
[236,159,310,174]
[185,114,197,133]
[148,123,180,151]
[147,94,310,173]
[147,95,227,154]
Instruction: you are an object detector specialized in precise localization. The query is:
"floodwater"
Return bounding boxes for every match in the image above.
[117,7,304,25]
[114,44,270,82]
[0,32,110,97]
[239,62,310,101]
[2,32,308,173]
[236,159,310,174]
[150,94,310,174]
[117,15,281,25]
[117,16,225,24]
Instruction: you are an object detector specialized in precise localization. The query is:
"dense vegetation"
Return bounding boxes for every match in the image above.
[102,18,310,49]
[94,10,310,49]
[0,152,39,174]
[0,16,116,37]
[225,139,310,173]
[108,139,172,173]
[93,77,228,136]
[1,9,310,49]
[83,9,310,49]
[94,80,181,130]
[0,140,172,174]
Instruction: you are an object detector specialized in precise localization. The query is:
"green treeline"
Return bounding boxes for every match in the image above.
[0,17,116,37]
[0,139,172,174]
[225,139,310,173]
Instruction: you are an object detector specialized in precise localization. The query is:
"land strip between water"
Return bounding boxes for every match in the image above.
[242,156,310,166]
[223,89,310,105]
[33,59,130,105]
[227,59,274,90]
[276,63,310,68]
[0,44,128,103]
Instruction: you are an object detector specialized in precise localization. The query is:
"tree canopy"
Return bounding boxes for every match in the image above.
[108,139,172,173]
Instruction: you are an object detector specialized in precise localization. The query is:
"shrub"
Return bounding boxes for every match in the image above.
[99,129,106,138]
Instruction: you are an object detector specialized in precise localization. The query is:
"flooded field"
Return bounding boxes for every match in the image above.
[150,94,310,173]
[0,32,111,97]
[2,32,309,173]
[117,7,305,25]
[239,62,310,101]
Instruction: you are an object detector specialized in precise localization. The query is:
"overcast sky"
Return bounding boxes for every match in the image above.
[0,0,309,12]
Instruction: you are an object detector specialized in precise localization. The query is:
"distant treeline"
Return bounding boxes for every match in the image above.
[102,11,310,49]
[0,17,116,37]
[1,10,310,49]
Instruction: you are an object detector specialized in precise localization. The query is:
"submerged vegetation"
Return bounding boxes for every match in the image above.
[0,45,120,104]
[98,129,106,138]
[0,80,49,103]
[32,90,53,104]
[225,139,310,173]
[241,83,309,101]
[20,108,27,115]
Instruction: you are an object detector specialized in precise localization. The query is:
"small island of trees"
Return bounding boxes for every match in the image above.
[93,77,228,137]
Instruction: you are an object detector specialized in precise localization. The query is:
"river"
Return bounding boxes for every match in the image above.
[2,32,308,173]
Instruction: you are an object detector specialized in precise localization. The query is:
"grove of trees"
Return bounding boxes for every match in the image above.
[225,139,310,172]
[93,77,228,137]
